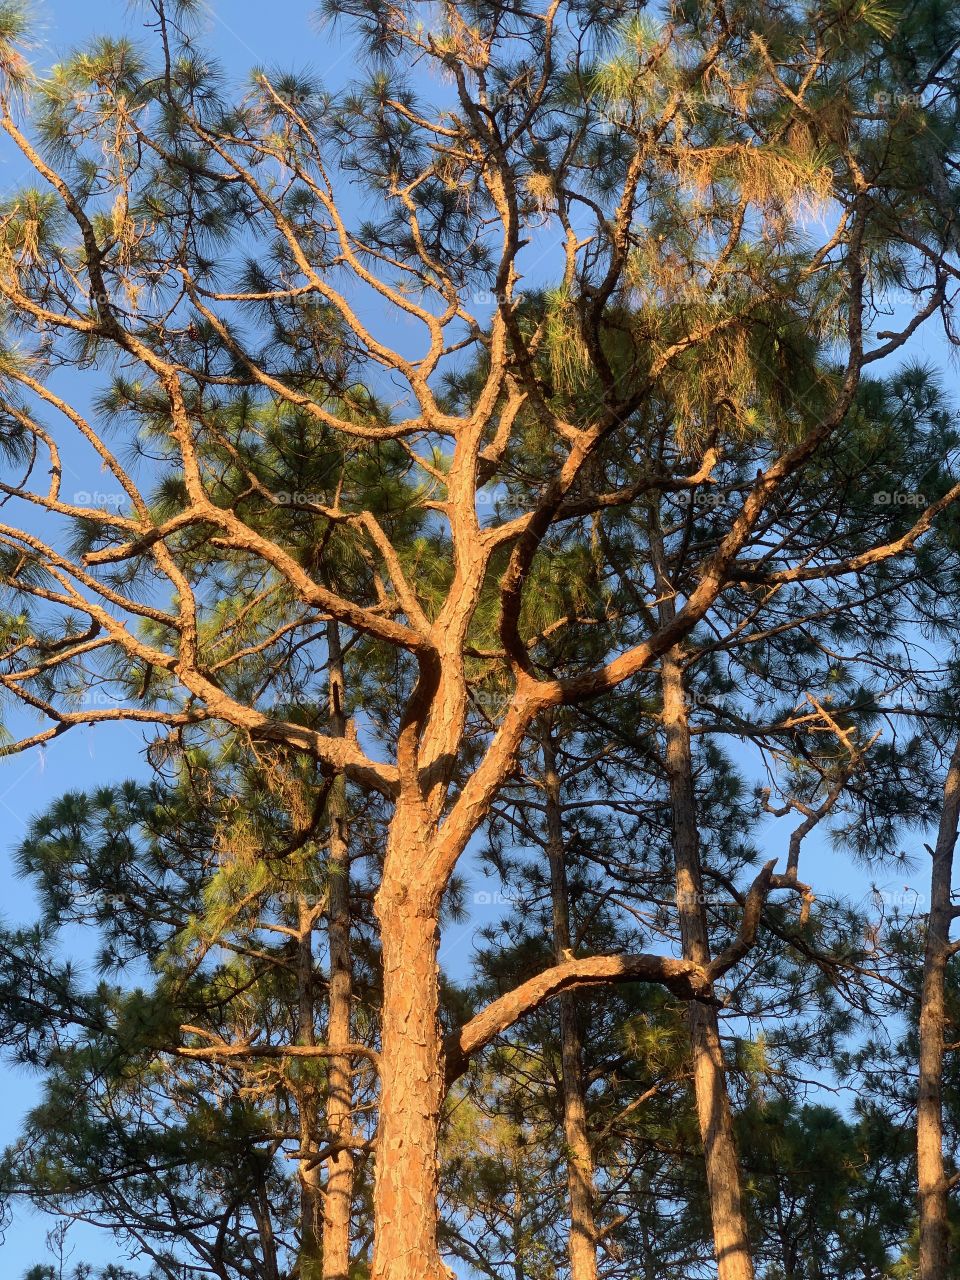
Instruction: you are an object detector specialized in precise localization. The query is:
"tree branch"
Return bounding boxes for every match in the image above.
[444,953,710,1087]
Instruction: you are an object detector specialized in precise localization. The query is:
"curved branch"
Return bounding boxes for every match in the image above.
[444,952,710,1087]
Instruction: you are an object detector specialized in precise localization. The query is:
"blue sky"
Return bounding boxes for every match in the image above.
[0,1,957,1275]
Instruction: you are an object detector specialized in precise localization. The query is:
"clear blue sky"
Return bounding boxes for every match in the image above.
[0,2,956,1276]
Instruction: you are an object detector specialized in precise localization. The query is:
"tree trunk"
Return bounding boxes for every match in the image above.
[661,647,755,1280]
[296,894,324,1280]
[371,841,449,1280]
[540,716,599,1280]
[918,740,960,1280]
[322,620,355,1280]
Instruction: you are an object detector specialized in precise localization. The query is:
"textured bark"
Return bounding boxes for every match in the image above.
[541,718,599,1280]
[322,620,355,1280]
[918,740,960,1280]
[661,647,755,1280]
[371,827,449,1280]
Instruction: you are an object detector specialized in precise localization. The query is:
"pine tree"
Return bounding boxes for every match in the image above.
[0,2,958,1278]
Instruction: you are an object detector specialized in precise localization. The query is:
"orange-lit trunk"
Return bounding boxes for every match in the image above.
[322,621,355,1280]
[918,741,960,1280]
[662,648,754,1280]
[371,854,449,1280]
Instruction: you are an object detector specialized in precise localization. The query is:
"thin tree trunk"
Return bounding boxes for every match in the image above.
[253,1176,282,1280]
[371,840,449,1280]
[322,619,355,1280]
[540,715,599,1280]
[661,646,754,1280]
[296,893,324,1280]
[918,739,960,1280]
[511,1183,526,1280]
